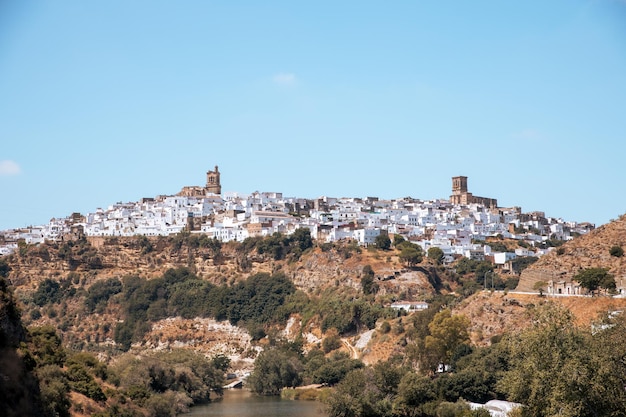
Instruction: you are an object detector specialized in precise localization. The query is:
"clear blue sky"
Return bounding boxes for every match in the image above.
[1,1,625,231]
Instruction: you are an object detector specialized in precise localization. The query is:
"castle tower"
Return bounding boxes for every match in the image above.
[205,165,221,195]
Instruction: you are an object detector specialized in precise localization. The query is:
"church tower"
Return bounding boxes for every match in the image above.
[450,176,471,205]
[452,176,468,194]
[205,165,221,195]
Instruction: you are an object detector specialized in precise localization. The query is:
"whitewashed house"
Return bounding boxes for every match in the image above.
[354,228,381,246]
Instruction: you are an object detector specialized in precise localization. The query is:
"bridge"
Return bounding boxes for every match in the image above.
[223,379,244,389]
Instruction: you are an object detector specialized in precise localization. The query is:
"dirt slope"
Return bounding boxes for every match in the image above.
[517,214,626,292]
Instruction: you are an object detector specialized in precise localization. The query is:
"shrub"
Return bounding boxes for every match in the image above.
[85,278,122,313]
[380,321,391,334]
[322,329,342,353]
[609,245,624,257]
[33,279,62,307]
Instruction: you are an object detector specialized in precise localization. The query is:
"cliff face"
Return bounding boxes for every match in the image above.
[0,278,46,417]
[516,214,626,292]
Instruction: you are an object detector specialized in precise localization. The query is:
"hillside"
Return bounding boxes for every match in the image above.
[5,228,626,416]
[516,214,626,292]
[4,235,437,363]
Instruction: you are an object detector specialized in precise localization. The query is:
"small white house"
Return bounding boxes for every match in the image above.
[390,301,429,312]
[353,228,381,246]
[493,252,516,265]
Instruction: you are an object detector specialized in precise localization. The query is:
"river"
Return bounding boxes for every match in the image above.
[184,389,328,417]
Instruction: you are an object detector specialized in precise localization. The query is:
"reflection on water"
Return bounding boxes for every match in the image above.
[184,389,328,417]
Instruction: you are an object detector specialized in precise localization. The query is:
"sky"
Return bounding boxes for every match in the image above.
[1,1,626,231]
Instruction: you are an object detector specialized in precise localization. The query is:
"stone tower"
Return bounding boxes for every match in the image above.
[450,176,497,208]
[205,165,221,195]
[452,176,468,194]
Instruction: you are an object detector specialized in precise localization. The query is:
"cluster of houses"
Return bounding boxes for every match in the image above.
[0,175,594,271]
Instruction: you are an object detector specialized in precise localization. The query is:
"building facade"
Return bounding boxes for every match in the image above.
[450,176,497,208]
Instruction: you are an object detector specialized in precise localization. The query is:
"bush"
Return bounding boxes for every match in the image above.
[322,329,342,353]
[33,279,62,307]
[610,245,624,257]
[86,278,122,313]
[67,363,107,402]
[380,321,391,334]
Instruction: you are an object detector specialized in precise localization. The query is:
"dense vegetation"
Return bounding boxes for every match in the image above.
[453,258,520,294]
[25,230,398,353]
[1,274,229,417]
[322,302,626,417]
[6,228,626,417]
[112,268,297,349]
[107,265,395,350]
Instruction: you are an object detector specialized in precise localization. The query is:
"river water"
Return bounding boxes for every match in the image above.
[184,389,328,417]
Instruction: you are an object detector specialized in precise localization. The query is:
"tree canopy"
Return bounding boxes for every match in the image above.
[375,233,392,250]
[399,246,422,267]
[574,267,615,295]
[427,247,444,265]
[499,303,626,417]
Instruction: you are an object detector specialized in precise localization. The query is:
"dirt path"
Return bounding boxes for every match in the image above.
[342,338,358,359]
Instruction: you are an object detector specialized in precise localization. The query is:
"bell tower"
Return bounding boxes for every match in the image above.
[452,176,468,194]
[205,165,221,195]
[450,176,471,205]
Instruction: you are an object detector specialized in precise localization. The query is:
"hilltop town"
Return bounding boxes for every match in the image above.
[2,167,626,417]
[1,167,594,267]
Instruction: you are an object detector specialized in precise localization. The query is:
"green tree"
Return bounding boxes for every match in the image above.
[227,272,295,330]
[257,232,286,260]
[399,246,422,267]
[322,328,342,353]
[247,348,303,395]
[532,280,547,296]
[574,267,615,295]
[36,365,71,417]
[510,256,538,274]
[393,235,406,247]
[290,228,313,252]
[29,326,67,367]
[85,277,122,313]
[361,265,378,295]
[427,247,445,265]
[499,303,626,417]
[66,363,107,402]
[455,257,478,275]
[325,361,406,417]
[375,233,391,250]
[395,372,436,416]
[307,351,363,386]
[33,279,62,307]
[424,310,470,370]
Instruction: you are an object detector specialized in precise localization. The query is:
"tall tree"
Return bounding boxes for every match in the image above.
[375,233,391,250]
[424,309,470,370]
[574,267,615,295]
